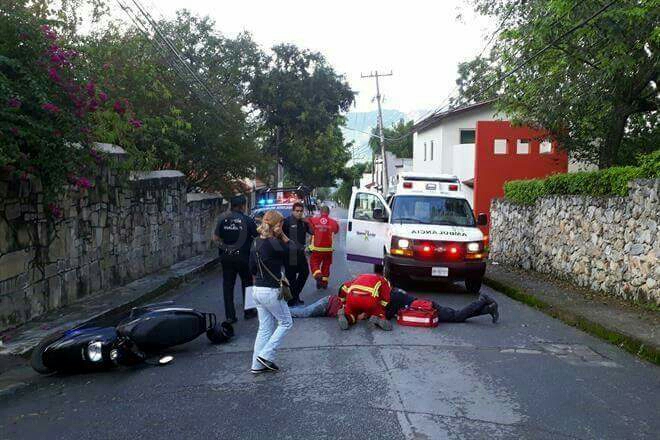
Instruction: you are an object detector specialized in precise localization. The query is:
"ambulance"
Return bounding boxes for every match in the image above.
[345,172,488,293]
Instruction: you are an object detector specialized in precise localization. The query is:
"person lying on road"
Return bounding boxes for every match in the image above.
[290,285,499,324]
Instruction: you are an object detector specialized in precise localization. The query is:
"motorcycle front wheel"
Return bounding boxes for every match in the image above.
[30,330,66,374]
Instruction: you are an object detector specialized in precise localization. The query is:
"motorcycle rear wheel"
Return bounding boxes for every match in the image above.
[30,330,66,374]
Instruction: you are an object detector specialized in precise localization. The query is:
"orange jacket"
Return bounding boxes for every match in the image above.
[339,273,391,308]
[309,213,339,252]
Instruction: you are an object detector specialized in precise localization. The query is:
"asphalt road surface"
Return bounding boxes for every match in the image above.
[1,208,659,440]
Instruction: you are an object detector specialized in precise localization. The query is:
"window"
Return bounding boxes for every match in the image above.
[423,142,427,161]
[430,140,434,160]
[540,140,552,154]
[353,192,385,222]
[391,196,476,227]
[494,139,507,155]
[460,129,476,144]
[517,139,530,154]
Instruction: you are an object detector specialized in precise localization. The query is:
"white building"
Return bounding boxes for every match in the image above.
[412,101,498,205]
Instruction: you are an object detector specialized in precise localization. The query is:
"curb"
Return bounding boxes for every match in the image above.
[483,276,660,366]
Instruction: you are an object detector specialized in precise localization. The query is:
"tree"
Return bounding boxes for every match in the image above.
[251,44,355,188]
[81,10,266,192]
[0,1,137,204]
[460,0,659,167]
[335,162,369,207]
[448,56,500,109]
[368,118,414,158]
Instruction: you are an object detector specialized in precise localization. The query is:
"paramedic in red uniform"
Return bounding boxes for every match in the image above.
[308,205,339,289]
[336,273,393,331]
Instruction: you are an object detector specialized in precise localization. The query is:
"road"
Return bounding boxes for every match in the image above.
[1,208,659,440]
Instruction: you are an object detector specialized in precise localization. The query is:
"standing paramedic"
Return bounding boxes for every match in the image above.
[212,195,258,323]
[308,205,339,289]
[282,202,312,306]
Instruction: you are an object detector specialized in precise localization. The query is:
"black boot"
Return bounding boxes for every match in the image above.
[486,302,499,323]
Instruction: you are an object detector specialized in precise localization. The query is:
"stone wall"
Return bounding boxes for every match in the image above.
[490,179,660,305]
[0,169,225,331]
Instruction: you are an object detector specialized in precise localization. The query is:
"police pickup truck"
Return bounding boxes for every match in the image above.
[345,172,488,293]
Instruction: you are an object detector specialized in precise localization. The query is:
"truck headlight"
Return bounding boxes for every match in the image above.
[467,242,481,252]
[87,341,103,362]
[398,238,410,249]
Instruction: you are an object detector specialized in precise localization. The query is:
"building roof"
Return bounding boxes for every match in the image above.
[412,100,496,134]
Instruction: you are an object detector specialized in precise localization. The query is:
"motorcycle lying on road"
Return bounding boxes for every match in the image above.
[31,302,234,374]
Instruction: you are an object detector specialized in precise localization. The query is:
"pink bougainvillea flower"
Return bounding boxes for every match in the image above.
[80,127,91,134]
[129,118,143,128]
[86,81,95,96]
[41,102,61,113]
[87,99,99,112]
[40,25,57,41]
[98,91,108,102]
[47,203,63,219]
[113,100,126,115]
[19,32,30,41]
[10,127,19,136]
[75,177,92,189]
[48,67,61,83]
[103,63,111,70]
[7,97,21,108]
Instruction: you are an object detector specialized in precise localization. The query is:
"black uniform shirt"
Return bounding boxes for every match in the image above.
[214,210,257,259]
[250,238,299,288]
[282,215,312,247]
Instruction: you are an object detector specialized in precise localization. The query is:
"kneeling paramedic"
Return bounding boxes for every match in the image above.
[336,273,393,331]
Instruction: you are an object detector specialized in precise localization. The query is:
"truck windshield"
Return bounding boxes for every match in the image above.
[390,196,476,227]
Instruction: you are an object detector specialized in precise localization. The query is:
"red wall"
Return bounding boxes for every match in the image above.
[473,121,568,234]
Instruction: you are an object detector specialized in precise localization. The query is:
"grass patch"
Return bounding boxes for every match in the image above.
[484,277,660,366]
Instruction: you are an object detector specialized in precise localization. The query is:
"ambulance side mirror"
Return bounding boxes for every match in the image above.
[373,208,388,222]
[477,213,488,226]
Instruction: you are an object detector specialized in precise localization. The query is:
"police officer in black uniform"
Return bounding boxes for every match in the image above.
[282,201,312,306]
[213,195,258,323]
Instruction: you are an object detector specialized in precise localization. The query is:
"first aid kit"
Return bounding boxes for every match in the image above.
[397,300,439,328]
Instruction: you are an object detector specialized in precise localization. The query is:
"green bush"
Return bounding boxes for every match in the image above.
[504,151,659,205]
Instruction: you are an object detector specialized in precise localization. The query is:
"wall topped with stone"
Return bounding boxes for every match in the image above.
[0,168,226,331]
[490,179,660,305]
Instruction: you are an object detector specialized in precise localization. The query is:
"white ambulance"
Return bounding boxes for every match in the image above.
[345,172,488,293]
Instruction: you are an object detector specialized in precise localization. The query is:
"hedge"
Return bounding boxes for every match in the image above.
[504,150,660,205]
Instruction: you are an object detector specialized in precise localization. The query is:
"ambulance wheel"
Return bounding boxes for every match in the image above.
[465,277,483,294]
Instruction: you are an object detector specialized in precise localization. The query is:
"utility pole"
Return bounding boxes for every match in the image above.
[362,70,393,194]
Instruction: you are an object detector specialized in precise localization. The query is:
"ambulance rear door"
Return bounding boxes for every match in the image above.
[346,190,390,267]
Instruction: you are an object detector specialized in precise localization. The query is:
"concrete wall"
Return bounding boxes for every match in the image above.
[0,169,226,331]
[490,179,660,305]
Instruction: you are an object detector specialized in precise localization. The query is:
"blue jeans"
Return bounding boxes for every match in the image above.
[251,286,293,369]
[289,296,330,318]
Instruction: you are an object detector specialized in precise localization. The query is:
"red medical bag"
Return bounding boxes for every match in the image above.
[397,300,439,328]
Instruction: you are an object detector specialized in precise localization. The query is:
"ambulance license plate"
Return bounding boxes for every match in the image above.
[432,267,449,277]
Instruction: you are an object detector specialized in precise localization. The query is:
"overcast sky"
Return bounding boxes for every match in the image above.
[112,0,494,113]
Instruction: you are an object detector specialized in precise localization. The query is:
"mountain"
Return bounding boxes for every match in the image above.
[341,109,427,162]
